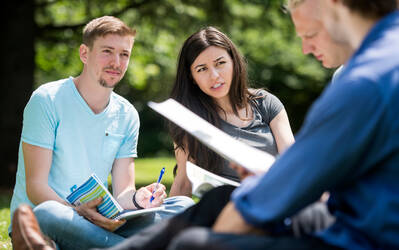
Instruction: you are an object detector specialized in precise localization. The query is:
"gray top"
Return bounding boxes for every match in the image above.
[218,90,284,182]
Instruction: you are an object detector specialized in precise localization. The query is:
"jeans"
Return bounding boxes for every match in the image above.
[33,196,195,250]
[96,185,337,250]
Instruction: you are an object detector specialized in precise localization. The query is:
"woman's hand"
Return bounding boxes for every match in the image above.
[230,162,254,180]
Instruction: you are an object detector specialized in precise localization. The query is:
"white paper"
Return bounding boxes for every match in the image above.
[148,99,275,174]
[186,161,240,197]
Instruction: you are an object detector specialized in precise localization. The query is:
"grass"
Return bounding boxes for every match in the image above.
[0,157,176,250]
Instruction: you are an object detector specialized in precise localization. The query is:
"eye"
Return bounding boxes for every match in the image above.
[197,67,207,73]
[103,49,112,54]
[305,32,318,39]
[121,52,130,57]
[216,61,226,66]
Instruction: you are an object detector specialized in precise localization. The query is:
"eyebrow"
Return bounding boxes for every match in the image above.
[100,45,130,53]
[194,56,225,70]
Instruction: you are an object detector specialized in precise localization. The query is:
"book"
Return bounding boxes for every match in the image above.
[186,161,240,198]
[148,99,276,174]
[66,173,165,220]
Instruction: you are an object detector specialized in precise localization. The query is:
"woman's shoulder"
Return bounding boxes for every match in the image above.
[248,88,279,102]
[248,88,268,97]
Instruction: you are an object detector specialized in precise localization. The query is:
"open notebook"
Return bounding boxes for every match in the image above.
[186,161,240,198]
[148,99,276,174]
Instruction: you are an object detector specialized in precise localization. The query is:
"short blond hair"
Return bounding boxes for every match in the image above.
[83,16,136,48]
[286,0,307,11]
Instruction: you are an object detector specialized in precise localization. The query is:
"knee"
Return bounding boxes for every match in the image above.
[33,201,74,232]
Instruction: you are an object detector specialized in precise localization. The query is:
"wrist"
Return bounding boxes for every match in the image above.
[132,191,144,210]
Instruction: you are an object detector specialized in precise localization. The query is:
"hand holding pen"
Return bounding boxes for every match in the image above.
[150,167,166,203]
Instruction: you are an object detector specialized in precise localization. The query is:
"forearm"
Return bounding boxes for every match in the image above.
[26,180,66,205]
[170,179,192,197]
[115,187,136,209]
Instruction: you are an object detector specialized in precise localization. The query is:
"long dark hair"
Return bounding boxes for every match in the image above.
[169,26,255,173]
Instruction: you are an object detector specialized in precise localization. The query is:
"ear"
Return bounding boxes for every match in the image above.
[79,44,89,64]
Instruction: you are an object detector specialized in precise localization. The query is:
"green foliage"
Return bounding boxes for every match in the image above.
[34,0,334,157]
[0,192,11,249]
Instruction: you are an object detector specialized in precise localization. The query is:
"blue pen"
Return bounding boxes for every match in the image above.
[150,167,165,203]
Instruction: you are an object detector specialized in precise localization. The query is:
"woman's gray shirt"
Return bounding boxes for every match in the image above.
[218,90,284,182]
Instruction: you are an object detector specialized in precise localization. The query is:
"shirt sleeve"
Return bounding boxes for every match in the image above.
[232,79,384,229]
[257,90,284,123]
[116,106,140,159]
[21,89,57,150]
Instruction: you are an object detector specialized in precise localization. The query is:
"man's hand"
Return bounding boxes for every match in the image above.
[74,197,126,232]
[213,202,264,235]
[134,183,167,208]
[230,162,254,181]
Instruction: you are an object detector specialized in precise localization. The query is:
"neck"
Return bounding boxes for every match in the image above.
[343,10,378,50]
[73,73,112,114]
[215,96,233,114]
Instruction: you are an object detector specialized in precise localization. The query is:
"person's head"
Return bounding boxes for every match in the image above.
[171,26,250,111]
[287,0,352,68]
[170,26,252,173]
[79,16,136,88]
[320,0,397,47]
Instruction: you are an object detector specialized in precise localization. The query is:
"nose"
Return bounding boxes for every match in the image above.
[210,67,220,81]
[111,54,121,67]
[302,40,314,55]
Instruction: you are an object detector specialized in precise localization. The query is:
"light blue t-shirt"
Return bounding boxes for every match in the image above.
[9,77,139,225]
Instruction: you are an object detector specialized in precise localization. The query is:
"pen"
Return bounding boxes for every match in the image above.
[150,167,165,203]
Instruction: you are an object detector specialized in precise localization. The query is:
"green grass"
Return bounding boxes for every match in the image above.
[0,157,176,249]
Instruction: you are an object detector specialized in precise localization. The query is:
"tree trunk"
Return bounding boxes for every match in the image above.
[0,0,34,188]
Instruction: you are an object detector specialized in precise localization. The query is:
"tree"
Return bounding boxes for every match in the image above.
[1,0,332,188]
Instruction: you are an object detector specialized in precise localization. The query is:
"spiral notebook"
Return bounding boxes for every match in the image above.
[66,173,164,220]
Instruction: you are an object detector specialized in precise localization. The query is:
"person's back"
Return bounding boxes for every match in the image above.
[318,11,399,248]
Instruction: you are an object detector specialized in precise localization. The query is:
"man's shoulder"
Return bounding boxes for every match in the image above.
[110,92,138,117]
[33,78,72,98]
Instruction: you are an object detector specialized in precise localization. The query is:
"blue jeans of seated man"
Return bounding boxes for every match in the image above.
[33,196,195,250]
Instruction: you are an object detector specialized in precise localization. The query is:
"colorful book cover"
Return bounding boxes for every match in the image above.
[66,173,123,219]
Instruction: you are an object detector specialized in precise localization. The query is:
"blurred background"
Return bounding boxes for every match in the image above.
[1,0,334,188]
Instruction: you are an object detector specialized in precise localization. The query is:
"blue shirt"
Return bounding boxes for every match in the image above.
[10,77,139,227]
[233,11,399,250]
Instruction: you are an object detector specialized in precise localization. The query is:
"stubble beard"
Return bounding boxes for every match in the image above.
[99,78,118,88]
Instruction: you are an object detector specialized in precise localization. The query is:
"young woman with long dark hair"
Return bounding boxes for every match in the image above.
[169,26,295,196]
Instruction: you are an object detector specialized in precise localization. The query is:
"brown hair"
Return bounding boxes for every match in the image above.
[82,16,136,48]
[169,26,256,174]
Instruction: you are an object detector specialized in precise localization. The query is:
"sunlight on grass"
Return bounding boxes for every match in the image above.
[0,157,176,250]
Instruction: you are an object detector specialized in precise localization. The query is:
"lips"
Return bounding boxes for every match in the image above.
[105,70,121,76]
[211,83,224,89]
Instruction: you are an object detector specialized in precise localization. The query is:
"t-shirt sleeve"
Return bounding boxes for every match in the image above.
[116,106,140,159]
[21,90,57,150]
[257,90,284,123]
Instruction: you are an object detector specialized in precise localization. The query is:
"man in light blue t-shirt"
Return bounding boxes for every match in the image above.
[10,16,194,250]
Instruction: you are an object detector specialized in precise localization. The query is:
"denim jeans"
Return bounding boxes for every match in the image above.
[33,196,195,250]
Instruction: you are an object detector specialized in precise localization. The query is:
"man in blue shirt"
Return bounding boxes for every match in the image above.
[208,1,399,249]
[10,16,194,250]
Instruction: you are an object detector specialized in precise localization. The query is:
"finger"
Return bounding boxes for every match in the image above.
[147,183,166,192]
[153,187,166,197]
[84,197,103,208]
